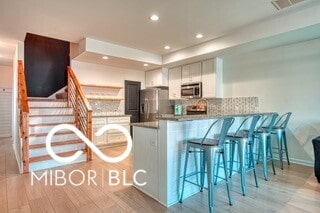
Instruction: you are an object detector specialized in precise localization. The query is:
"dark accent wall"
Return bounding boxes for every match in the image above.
[25,33,70,97]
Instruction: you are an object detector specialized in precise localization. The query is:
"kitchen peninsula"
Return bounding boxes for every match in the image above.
[131,112,270,207]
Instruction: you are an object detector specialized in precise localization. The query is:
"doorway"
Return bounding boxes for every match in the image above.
[124,81,141,125]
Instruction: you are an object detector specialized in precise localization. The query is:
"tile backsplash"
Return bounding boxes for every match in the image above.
[89,100,124,116]
[89,96,259,116]
[221,97,259,114]
[174,97,259,115]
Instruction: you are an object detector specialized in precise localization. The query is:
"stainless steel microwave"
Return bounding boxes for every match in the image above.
[181,82,202,98]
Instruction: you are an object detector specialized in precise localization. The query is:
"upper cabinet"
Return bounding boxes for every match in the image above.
[202,58,223,98]
[145,68,169,88]
[181,62,201,84]
[168,67,181,100]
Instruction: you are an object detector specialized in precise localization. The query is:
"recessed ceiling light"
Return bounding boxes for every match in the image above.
[196,34,203,39]
[143,63,149,67]
[102,56,109,60]
[150,15,159,21]
[164,45,170,50]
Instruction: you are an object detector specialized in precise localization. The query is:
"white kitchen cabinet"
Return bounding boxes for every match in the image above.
[92,117,107,145]
[133,126,159,199]
[145,68,168,88]
[181,62,201,84]
[106,116,130,145]
[168,67,181,100]
[92,116,130,146]
[201,58,223,98]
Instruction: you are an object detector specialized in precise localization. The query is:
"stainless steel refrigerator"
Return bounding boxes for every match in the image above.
[140,88,172,122]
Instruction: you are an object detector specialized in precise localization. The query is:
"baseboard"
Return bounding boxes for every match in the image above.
[273,156,313,167]
[288,158,314,167]
[12,141,23,174]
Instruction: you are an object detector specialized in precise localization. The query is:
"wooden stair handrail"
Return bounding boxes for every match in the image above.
[18,60,29,113]
[67,66,93,161]
[67,67,92,111]
[18,60,30,173]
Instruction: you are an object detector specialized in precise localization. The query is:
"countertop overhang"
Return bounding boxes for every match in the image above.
[131,112,276,129]
[92,114,131,117]
[131,121,159,129]
[158,112,276,121]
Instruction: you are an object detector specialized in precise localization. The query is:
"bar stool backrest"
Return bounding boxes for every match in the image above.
[257,113,279,133]
[274,112,292,129]
[232,115,261,139]
[246,115,261,139]
[200,117,235,147]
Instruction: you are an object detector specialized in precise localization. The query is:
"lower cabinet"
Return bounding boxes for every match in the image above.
[92,117,107,146]
[92,116,130,146]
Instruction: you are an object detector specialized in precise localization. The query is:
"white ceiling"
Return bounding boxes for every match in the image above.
[0,0,319,67]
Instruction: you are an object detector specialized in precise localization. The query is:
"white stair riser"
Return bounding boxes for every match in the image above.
[30,116,74,125]
[29,154,87,172]
[29,134,79,145]
[29,143,85,158]
[29,124,75,134]
[30,108,73,116]
[29,101,68,108]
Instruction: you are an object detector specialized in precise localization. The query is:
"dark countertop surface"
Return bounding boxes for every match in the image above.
[131,112,276,129]
[158,112,275,121]
[92,114,131,117]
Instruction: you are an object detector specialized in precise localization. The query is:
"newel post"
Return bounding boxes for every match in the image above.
[22,112,29,173]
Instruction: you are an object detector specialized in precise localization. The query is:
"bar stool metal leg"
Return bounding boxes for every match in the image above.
[205,148,215,213]
[179,144,190,203]
[222,150,233,205]
[249,142,258,187]
[229,141,236,177]
[283,131,290,165]
[214,153,221,185]
[268,137,276,175]
[238,140,247,196]
[260,133,268,181]
[200,151,205,192]
[276,130,284,170]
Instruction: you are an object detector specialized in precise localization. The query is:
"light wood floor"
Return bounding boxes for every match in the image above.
[0,137,320,213]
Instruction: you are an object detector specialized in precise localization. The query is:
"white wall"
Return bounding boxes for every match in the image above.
[71,60,145,88]
[0,65,13,88]
[223,38,320,165]
[0,65,13,138]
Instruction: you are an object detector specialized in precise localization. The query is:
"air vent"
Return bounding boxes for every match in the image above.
[271,0,305,10]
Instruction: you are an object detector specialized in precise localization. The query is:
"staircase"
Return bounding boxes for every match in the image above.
[18,60,92,173]
[28,98,87,171]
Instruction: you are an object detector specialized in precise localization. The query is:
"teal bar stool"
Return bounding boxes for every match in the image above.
[179,117,235,213]
[255,113,278,180]
[272,112,292,170]
[225,115,261,196]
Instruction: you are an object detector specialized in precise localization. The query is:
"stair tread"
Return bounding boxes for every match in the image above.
[29,122,75,127]
[29,149,86,163]
[28,98,67,102]
[30,106,72,109]
[29,131,74,137]
[29,139,83,149]
[29,114,74,117]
